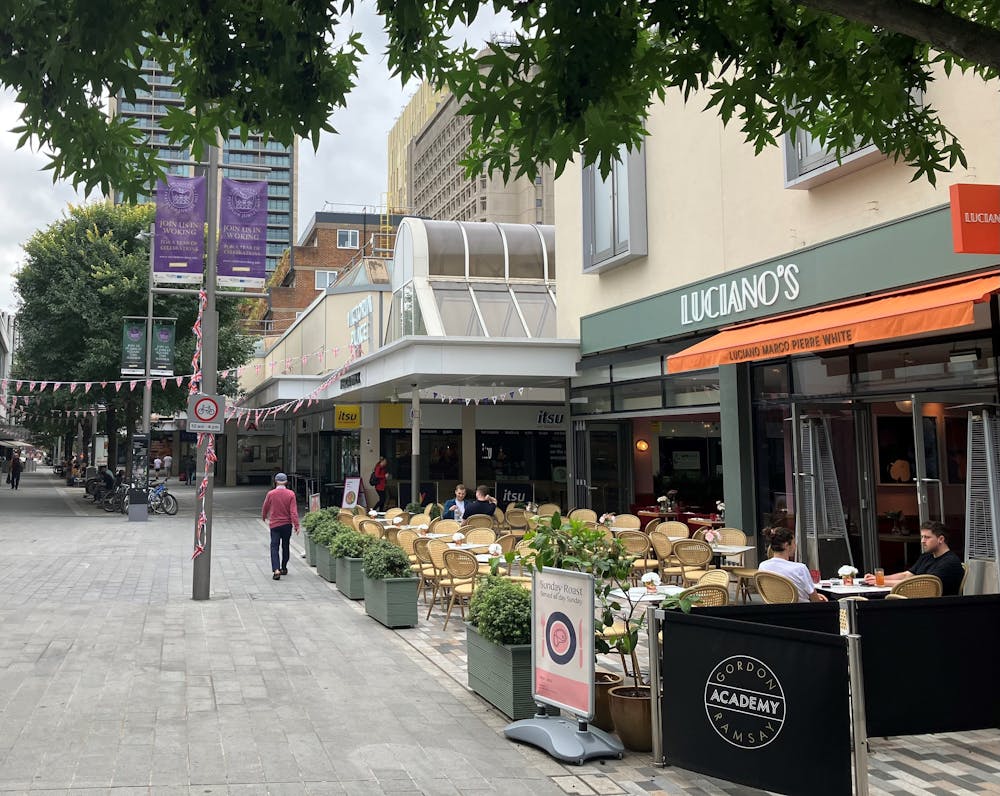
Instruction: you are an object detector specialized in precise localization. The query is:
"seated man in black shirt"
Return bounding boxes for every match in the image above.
[864,520,964,595]
[462,484,498,519]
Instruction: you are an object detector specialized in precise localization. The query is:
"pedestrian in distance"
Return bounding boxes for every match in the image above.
[372,456,389,511]
[8,452,22,490]
[261,472,299,580]
[163,453,173,479]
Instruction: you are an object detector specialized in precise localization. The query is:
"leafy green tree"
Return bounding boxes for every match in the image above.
[13,202,254,468]
[2,1,999,194]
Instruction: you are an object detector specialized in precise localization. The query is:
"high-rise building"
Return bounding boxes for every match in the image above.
[388,81,554,225]
[109,57,298,275]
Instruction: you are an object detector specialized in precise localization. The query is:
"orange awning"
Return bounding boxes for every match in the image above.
[667,272,999,374]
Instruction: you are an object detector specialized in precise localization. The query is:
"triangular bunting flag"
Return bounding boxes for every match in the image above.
[129,380,138,391]
[176,376,183,387]
[160,378,167,389]
[70,383,78,393]
[85,382,93,393]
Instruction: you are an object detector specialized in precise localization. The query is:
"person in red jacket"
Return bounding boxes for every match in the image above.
[373,456,390,511]
[261,472,299,580]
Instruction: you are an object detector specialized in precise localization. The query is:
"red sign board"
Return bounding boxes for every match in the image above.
[950,183,1000,254]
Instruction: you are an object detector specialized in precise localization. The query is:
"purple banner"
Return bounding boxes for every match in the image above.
[217,179,268,288]
[153,175,206,284]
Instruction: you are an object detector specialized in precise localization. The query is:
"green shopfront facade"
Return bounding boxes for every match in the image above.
[574,206,1000,576]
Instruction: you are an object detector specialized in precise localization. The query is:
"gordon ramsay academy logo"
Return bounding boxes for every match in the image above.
[704,655,785,749]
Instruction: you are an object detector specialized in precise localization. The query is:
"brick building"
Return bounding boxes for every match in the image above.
[258,210,405,336]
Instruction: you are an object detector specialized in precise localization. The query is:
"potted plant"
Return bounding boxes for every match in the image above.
[522,512,695,751]
[362,539,418,628]
[302,508,339,566]
[330,529,375,599]
[404,501,424,516]
[312,520,349,582]
[466,575,536,720]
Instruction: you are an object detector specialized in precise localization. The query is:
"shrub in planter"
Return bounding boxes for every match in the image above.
[466,576,537,719]
[312,520,351,582]
[362,540,418,628]
[302,509,339,566]
[404,501,424,516]
[330,530,375,599]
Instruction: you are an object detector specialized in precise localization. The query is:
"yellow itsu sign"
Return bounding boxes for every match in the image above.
[334,405,361,429]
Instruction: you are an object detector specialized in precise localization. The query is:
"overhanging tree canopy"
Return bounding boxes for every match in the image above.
[2,1,998,195]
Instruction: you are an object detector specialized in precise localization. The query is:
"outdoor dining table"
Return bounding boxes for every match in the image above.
[815,581,892,599]
[608,584,685,602]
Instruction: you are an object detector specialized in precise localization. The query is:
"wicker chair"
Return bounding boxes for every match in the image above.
[412,538,435,600]
[890,574,943,598]
[614,513,642,530]
[462,514,495,530]
[409,512,431,527]
[495,533,517,554]
[397,530,418,564]
[358,519,385,539]
[513,540,537,576]
[680,583,730,607]
[617,530,658,584]
[441,549,479,630]
[568,508,598,523]
[671,539,713,586]
[424,540,452,617]
[337,510,355,526]
[431,518,460,536]
[959,563,969,595]
[505,507,529,538]
[385,507,406,520]
[658,520,690,539]
[649,532,685,585]
[697,569,731,589]
[537,503,562,516]
[464,528,496,546]
[645,518,662,535]
[754,571,799,604]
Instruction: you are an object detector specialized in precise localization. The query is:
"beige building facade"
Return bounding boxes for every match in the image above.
[556,68,1000,588]
[390,84,555,225]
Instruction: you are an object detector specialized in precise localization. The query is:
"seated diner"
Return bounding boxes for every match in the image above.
[758,526,827,603]
[863,520,964,596]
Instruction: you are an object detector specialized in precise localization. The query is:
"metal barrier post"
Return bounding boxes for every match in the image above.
[647,605,665,766]
[846,598,870,796]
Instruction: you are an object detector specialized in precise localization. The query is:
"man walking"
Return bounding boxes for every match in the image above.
[261,472,299,580]
[9,452,22,490]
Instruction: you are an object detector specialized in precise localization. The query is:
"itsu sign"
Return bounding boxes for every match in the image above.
[347,295,374,348]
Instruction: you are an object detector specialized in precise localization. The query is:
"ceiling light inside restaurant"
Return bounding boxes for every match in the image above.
[895,399,913,413]
[635,439,649,452]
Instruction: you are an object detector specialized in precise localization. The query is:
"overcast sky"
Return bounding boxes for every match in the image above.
[0,4,509,313]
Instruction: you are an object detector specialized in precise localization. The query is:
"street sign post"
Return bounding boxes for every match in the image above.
[187,393,225,434]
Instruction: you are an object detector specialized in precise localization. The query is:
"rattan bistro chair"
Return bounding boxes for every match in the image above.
[617,530,658,584]
[753,571,799,604]
[358,519,385,539]
[568,508,598,523]
[890,574,943,598]
[397,530,419,564]
[697,569,732,589]
[431,518,461,536]
[537,503,562,517]
[680,583,730,607]
[505,507,529,538]
[959,563,969,595]
[464,528,496,546]
[441,549,479,630]
[671,539,713,586]
[614,513,642,530]
[658,520,690,539]
[649,532,685,585]
[461,514,495,530]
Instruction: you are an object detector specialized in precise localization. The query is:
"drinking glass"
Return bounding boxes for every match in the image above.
[809,569,821,584]
[874,568,885,587]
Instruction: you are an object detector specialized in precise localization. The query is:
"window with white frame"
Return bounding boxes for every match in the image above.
[337,229,359,249]
[314,270,338,290]
[783,128,883,189]
[582,144,647,273]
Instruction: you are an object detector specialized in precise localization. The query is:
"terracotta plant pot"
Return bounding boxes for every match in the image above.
[592,671,624,732]
[608,684,653,752]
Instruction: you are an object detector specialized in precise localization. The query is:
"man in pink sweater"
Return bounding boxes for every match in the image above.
[261,472,300,580]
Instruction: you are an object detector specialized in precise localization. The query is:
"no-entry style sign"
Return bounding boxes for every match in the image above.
[187,393,225,433]
[532,567,595,719]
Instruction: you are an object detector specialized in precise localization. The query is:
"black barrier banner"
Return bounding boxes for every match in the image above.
[662,611,852,796]
[706,602,840,634]
[857,594,1000,737]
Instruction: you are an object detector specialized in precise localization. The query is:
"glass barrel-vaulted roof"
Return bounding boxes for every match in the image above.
[386,218,557,343]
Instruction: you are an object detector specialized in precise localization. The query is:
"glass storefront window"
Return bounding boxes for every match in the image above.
[664,372,720,409]
[753,362,790,399]
[570,385,613,415]
[475,430,566,482]
[380,429,462,483]
[790,354,851,397]
[613,379,663,412]
[854,338,996,394]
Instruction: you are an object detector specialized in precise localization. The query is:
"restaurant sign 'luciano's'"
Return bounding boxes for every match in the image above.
[679,264,801,326]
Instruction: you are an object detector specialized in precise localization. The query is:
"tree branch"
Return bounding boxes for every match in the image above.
[797,0,1000,72]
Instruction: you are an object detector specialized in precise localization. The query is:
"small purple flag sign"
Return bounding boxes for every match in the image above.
[217,179,267,289]
[153,175,207,284]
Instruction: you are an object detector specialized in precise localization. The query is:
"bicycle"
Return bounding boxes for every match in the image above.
[147,481,178,515]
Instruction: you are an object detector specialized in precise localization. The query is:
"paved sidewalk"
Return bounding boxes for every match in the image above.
[1,470,998,795]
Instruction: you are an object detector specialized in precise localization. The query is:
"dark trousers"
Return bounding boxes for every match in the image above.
[374,488,386,511]
[10,472,20,490]
[270,524,292,572]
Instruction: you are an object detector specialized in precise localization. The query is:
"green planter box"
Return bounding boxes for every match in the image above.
[335,557,365,599]
[315,545,336,582]
[466,624,536,720]
[363,575,419,628]
[304,535,317,567]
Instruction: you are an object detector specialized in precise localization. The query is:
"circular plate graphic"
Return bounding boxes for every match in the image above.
[545,611,577,665]
[344,491,357,504]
